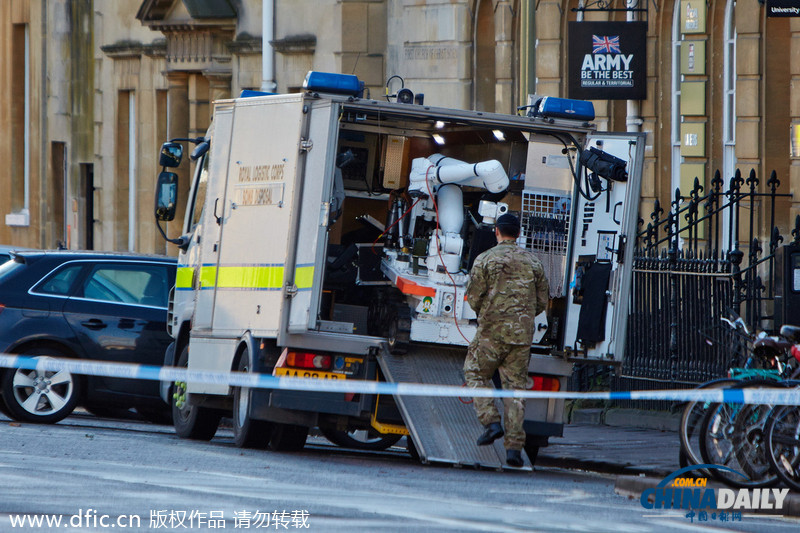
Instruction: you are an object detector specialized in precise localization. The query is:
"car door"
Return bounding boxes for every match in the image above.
[62,261,175,400]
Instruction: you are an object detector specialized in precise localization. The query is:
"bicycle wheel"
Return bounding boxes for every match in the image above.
[765,404,800,491]
[698,380,783,488]
[679,378,740,472]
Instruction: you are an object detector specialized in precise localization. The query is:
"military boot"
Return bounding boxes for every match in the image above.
[506,449,523,468]
[476,422,504,446]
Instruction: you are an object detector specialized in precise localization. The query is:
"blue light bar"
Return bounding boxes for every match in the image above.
[240,89,274,98]
[303,71,363,97]
[531,96,595,122]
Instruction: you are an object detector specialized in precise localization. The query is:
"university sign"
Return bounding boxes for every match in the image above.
[767,0,800,17]
[568,21,647,101]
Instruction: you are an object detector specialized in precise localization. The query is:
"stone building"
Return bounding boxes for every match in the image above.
[0,0,797,253]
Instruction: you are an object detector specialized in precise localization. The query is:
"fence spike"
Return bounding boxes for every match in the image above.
[767,169,780,192]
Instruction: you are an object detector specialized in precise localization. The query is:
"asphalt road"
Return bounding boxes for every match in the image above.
[0,411,798,532]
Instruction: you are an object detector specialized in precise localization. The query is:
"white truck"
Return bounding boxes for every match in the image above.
[154,72,645,469]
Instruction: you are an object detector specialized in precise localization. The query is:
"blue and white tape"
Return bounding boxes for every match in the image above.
[0,354,799,404]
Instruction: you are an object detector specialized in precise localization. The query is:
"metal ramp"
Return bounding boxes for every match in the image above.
[378,344,532,471]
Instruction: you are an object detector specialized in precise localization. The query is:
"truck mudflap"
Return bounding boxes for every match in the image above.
[378,344,533,471]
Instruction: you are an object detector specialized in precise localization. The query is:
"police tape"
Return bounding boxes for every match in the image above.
[0,353,799,404]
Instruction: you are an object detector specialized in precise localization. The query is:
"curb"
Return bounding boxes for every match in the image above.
[536,453,673,479]
[614,475,800,518]
[568,407,681,432]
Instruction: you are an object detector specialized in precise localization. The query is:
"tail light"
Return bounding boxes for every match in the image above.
[286,351,332,370]
[792,345,800,364]
[528,375,561,392]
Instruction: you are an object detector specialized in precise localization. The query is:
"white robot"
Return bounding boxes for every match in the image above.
[377,154,510,351]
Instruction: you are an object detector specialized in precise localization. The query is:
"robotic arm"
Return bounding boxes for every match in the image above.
[409,154,509,194]
[407,155,510,274]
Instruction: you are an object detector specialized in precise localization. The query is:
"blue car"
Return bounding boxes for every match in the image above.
[0,251,176,424]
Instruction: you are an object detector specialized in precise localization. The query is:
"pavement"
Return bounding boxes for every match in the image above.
[539,408,800,518]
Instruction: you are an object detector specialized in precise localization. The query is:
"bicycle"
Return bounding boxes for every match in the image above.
[679,313,789,475]
[764,324,800,491]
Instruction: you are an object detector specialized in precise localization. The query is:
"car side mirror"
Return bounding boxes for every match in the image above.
[155,171,178,221]
[160,142,184,168]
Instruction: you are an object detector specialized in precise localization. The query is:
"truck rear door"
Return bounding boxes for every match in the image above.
[562,132,645,361]
[209,95,307,336]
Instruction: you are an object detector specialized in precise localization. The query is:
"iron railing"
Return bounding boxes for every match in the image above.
[623,169,793,384]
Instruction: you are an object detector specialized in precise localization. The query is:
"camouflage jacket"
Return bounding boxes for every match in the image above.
[465,240,549,345]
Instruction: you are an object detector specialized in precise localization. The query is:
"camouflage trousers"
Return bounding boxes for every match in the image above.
[463,336,530,451]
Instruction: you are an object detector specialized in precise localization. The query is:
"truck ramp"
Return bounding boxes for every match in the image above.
[378,344,532,471]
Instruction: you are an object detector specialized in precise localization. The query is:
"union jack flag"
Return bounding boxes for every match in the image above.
[592,35,621,54]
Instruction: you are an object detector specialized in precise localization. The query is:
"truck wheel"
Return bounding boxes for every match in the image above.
[232,348,273,449]
[319,426,402,451]
[270,423,309,452]
[172,345,221,440]
[0,350,80,424]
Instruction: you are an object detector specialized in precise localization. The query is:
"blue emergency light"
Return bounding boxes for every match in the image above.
[303,71,364,97]
[529,96,595,122]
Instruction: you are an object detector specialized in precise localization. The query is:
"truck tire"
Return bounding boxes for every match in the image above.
[232,348,273,449]
[319,426,402,451]
[270,423,309,452]
[172,345,221,441]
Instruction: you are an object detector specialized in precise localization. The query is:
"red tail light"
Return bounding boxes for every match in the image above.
[528,375,561,392]
[286,351,331,370]
[792,345,800,364]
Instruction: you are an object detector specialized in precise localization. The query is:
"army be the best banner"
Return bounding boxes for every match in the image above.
[568,21,647,101]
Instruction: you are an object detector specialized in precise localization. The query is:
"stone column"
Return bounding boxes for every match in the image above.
[204,70,232,107]
[165,71,190,237]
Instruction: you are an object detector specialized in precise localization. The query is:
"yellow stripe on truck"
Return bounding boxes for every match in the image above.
[176,267,193,289]
[188,264,314,290]
[294,265,314,289]
[216,266,284,289]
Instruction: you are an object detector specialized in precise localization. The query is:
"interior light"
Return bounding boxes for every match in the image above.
[432,134,445,145]
[492,130,506,142]
[435,121,445,129]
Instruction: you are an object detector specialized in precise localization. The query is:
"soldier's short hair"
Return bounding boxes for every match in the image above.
[496,213,521,238]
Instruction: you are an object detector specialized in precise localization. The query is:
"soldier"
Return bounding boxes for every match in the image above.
[464,213,549,467]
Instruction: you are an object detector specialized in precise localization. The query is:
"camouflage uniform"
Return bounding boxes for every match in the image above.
[463,240,549,450]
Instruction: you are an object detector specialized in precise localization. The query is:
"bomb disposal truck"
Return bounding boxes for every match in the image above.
[154,72,644,469]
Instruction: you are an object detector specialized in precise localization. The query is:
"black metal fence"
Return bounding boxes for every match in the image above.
[622,169,794,385]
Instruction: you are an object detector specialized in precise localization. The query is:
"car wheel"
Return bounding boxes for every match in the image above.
[0,349,80,424]
[270,423,309,451]
[172,345,221,440]
[232,348,273,448]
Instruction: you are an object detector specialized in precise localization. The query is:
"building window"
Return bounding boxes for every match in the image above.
[7,23,30,227]
[116,91,136,251]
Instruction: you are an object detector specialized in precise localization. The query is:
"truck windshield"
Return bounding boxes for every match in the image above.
[188,153,210,232]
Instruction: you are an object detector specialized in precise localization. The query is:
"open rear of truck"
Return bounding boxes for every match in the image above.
[169,83,644,469]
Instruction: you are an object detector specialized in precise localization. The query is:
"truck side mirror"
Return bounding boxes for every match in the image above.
[190,141,210,161]
[160,142,184,168]
[155,171,178,221]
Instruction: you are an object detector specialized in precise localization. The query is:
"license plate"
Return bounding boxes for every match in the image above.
[274,367,345,380]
